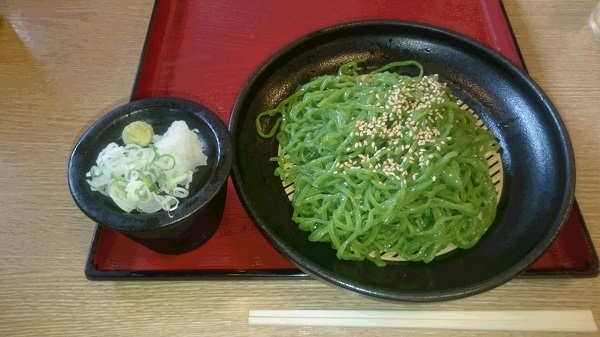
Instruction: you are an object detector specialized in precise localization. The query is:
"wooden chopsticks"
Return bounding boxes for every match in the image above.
[248,309,597,332]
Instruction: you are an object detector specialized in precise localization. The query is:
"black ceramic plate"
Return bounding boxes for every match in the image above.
[229,21,575,302]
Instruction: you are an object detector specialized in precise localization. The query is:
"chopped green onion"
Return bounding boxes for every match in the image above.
[87,142,193,213]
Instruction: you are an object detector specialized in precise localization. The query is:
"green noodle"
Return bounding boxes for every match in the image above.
[256,60,499,266]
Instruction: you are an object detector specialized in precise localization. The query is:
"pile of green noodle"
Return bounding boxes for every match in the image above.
[256,60,499,266]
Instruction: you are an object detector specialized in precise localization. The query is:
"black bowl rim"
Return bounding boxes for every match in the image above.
[68,96,233,231]
[229,20,575,302]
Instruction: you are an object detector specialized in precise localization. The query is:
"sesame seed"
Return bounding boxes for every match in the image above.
[344,73,454,183]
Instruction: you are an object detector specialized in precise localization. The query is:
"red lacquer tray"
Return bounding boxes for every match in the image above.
[85,0,598,279]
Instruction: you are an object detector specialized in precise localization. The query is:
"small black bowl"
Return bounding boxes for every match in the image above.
[68,97,233,254]
[229,21,575,301]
